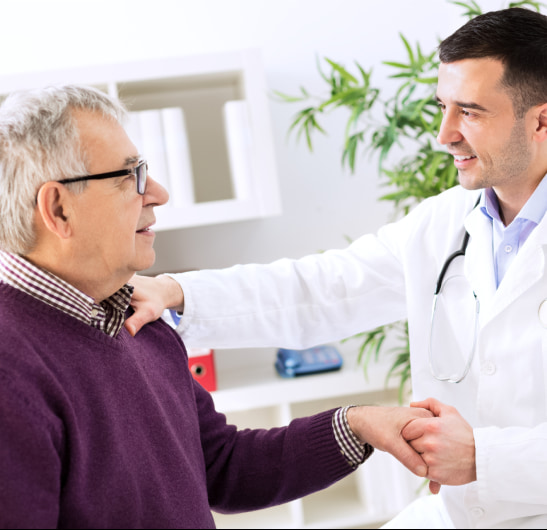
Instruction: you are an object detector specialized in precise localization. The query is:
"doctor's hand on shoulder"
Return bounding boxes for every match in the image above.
[125,274,184,336]
[402,397,476,494]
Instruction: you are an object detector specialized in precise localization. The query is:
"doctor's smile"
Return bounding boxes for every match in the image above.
[450,151,478,170]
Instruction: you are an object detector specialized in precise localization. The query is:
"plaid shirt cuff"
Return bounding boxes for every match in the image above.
[332,406,374,468]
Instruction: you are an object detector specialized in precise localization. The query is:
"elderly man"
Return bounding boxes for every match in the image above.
[0,84,431,528]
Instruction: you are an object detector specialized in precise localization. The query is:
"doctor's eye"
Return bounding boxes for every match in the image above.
[461,109,473,117]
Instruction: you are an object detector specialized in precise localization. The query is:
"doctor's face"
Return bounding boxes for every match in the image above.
[436,58,538,198]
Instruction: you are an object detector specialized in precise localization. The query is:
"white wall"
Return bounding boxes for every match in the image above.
[0,0,507,273]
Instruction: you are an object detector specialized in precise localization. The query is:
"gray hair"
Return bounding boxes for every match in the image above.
[0,84,127,255]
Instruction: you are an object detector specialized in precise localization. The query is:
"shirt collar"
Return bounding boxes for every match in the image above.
[0,250,133,337]
[480,174,547,227]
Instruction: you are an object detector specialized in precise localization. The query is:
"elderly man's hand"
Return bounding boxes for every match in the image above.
[402,398,476,494]
[347,405,437,487]
[125,274,184,336]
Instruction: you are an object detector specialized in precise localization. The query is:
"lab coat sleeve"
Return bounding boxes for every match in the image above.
[474,424,547,509]
[173,222,410,349]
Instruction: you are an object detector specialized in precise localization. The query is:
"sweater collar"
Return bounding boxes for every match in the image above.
[0,250,133,338]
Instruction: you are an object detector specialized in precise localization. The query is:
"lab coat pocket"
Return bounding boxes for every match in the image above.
[430,270,477,382]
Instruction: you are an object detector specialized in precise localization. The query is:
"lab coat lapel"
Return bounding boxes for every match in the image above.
[490,217,547,320]
[464,207,547,326]
[463,206,496,322]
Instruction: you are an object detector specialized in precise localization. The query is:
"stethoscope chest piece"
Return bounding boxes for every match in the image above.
[538,299,547,328]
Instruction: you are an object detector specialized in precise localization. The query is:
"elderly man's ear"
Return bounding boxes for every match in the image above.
[35,182,74,240]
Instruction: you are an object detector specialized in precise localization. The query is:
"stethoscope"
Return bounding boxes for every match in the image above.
[429,197,481,383]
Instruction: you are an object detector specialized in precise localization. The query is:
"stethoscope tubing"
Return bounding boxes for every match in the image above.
[434,231,471,295]
[429,196,481,383]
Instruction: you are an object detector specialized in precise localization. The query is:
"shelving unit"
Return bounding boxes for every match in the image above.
[209,345,427,529]
[0,49,282,231]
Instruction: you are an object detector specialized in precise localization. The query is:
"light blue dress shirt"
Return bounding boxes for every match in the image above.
[480,175,547,288]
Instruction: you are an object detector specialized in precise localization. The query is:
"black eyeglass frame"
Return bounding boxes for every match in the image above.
[57,159,148,195]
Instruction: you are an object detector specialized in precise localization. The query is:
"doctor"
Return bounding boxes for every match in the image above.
[126,7,547,529]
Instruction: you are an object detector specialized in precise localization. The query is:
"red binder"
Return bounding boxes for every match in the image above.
[187,348,217,392]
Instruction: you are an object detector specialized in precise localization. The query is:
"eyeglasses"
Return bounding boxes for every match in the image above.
[57,159,148,195]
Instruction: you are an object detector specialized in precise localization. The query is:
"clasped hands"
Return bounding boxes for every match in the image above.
[348,398,476,494]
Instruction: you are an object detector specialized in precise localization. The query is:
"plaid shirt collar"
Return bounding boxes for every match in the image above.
[0,250,133,338]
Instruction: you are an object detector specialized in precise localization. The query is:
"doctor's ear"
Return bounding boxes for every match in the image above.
[535,103,547,139]
[35,182,73,240]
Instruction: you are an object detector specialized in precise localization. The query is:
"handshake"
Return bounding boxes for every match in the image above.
[350,397,477,494]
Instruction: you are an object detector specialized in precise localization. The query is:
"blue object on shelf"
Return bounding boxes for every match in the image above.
[169,309,182,326]
[275,345,343,378]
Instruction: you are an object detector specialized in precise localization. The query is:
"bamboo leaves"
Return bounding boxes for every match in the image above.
[274,57,378,166]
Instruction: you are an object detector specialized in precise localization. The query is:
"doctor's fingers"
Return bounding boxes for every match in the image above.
[126,274,175,336]
[125,300,162,336]
[347,406,432,448]
[406,436,476,486]
[410,397,456,417]
[404,438,445,484]
[429,480,442,495]
[386,437,429,478]
[401,416,440,443]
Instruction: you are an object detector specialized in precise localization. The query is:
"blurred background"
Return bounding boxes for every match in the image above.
[0,0,505,273]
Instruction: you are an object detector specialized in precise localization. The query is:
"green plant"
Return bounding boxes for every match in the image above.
[275,0,545,402]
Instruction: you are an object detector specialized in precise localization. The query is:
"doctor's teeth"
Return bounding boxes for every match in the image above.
[454,155,475,161]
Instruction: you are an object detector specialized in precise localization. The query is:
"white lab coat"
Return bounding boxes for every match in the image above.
[174,185,547,529]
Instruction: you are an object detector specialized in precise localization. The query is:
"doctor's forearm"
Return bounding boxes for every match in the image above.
[172,255,406,349]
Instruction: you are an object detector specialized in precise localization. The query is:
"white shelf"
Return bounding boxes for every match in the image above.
[0,50,282,232]
[211,346,399,413]
[302,474,373,529]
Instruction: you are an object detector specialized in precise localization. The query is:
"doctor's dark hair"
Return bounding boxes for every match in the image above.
[438,7,547,118]
[0,85,127,255]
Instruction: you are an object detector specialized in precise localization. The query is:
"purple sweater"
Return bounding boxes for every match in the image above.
[0,283,356,528]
